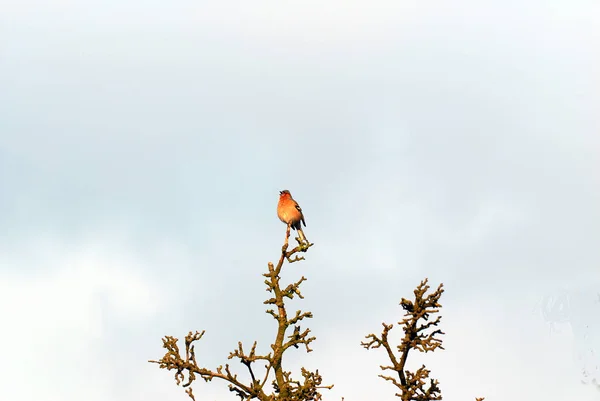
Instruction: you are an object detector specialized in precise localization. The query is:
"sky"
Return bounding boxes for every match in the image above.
[1,0,599,400]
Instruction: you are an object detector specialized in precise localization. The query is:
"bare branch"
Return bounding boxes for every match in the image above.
[150,217,329,401]
[362,279,445,400]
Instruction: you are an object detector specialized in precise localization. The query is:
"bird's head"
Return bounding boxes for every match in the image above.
[279,189,291,198]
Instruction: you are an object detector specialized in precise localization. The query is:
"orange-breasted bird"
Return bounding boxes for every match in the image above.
[277,190,308,243]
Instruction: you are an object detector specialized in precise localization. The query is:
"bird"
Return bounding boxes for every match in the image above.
[277,190,308,243]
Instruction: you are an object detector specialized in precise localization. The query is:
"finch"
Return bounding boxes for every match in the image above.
[277,190,308,243]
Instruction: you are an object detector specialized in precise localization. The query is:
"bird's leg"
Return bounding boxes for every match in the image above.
[294,228,310,249]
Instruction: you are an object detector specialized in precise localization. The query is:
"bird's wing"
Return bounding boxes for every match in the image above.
[295,202,306,226]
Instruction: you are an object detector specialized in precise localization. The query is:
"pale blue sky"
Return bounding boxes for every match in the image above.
[1,1,599,400]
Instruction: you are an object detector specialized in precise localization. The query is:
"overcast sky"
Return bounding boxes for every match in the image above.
[1,1,599,400]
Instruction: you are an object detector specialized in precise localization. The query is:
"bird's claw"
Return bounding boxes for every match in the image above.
[295,238,312,252]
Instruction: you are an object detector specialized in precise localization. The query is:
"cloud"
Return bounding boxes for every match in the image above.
[0,234,193,401]
[1,0,598,399]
